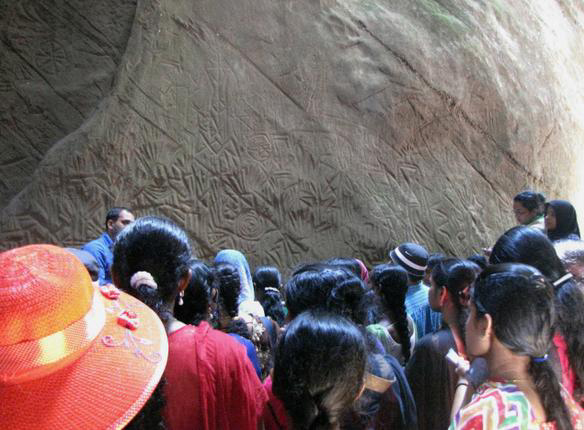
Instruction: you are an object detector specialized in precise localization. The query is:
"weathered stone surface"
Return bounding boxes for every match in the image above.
[1,0,584,269]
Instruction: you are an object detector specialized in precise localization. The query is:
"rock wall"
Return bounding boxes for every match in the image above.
[1,0,584,269]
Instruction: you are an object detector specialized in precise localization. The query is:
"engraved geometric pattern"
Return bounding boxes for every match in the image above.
[1,1,584,271]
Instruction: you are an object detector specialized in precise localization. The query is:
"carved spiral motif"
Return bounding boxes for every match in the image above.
[235,210,263,240]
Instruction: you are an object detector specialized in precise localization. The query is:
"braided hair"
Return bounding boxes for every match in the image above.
[371,263,411,363]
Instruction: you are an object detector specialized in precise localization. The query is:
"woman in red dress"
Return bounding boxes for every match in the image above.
[112,216,267,430]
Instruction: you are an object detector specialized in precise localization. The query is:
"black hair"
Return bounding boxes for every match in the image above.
[360,290,382,326]
[444,259,478,345]
[490,226,584,402]
[112,216,192,322]
[555,281,584,398]
[466,254,487,271]
[125,379,166,430]
[324,258,362,278]
[273,310,367,430]
[472,264,573,430]
[253,266,286,325]
[546,200,581,242]
[489,226,567,282]
[213,263,241,318]
[285,264,349,319]
[431,258,477,347]
[371,264,411,363]
[325,273,367,326]
[427,253,446,271]
[174,259,212,326]
[105,206,132,230]
[514,191,545,214]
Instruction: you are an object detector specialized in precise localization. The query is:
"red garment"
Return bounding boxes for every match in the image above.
[262,375,291,430]
[164,322,268,430]
[554,332,576,396]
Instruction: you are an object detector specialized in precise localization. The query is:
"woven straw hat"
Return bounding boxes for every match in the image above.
[0,244,168,429]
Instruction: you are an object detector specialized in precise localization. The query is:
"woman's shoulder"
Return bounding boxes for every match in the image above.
[170,322,247,356]
[451,382,526,429]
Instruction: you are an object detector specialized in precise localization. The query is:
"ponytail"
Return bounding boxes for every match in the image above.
[261,289,286,326]
[443,259,478,348]
[253,266,286,324]
[528,358,573,430]
[371,264,410,363]
[473,264,575,430]
[126,271,169,322]
[392,303,411,363]
[214,263,241,318]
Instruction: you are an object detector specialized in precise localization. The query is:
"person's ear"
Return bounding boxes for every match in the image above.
[178,268,192,293]
[482,313,493,340]
[439,286,448,307]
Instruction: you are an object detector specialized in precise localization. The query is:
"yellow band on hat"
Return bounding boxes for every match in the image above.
[0,290,106,385]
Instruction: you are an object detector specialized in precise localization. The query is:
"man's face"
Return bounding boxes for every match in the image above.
[108,210,134,238]
[513,201,536,225]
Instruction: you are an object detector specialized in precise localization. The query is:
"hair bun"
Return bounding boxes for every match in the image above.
[130,271,158,290]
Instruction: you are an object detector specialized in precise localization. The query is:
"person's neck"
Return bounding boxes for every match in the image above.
[485,341,546,420]
[442,305,465,356]
[161,303,185,335]
[524,213,542,225]
[218,311,232,331]
[486,341,530,384]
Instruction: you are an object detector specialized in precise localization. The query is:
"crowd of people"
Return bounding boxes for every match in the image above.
[1,191,584,429]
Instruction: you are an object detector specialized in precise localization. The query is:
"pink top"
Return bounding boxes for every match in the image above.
[554,332,576,396]
[164,322,267,430]
[263,375,291,430]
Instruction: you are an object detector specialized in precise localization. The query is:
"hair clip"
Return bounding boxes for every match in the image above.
[532,354,548,363]
[130,271,157,290]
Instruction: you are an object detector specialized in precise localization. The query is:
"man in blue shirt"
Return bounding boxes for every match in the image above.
[82,207,135,285]
[390,242,442,340]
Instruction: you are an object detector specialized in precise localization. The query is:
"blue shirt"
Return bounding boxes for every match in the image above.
[82,232,113,285]
[405,281,442,340]
[228,333,261,380]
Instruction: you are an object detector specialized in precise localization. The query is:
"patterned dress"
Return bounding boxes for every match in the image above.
[450,381,584,430]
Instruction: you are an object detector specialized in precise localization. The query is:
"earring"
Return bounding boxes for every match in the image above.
[178,291,184,306]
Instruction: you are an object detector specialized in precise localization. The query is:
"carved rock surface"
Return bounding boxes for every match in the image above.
[1,0,584,268]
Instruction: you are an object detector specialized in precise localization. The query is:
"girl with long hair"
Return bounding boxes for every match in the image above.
[451,264,583,429]
[272,310,367,430]
[490,226,584,403]
[367,263,415,365]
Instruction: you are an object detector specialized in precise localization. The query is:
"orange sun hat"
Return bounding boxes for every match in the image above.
[0,244,168,429]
